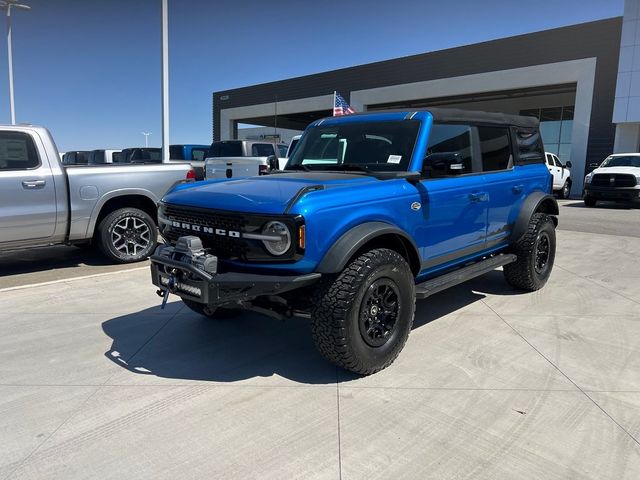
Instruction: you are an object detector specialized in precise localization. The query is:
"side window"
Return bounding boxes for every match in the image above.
[277,144,288,157]
[425,124,473,177]
[190,148,208,161]
[478,126,512,172]
[553,155,562,167]
[0,132,40,170]
[545,153,553,166]
[514,128,544,164]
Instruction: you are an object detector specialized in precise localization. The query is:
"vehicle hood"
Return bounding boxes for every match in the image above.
[162,172,380,214]
[591,166,640,176]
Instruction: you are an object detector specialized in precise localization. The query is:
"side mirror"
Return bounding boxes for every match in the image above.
[565,161,572,169]
[266,155,279,171]
[424,152,466,177]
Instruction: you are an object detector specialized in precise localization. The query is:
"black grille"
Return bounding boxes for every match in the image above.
[162,204,249,259]
[591,174,637,188]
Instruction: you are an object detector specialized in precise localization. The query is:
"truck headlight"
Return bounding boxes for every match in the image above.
[584,173,593,184]
[261,221,291,256]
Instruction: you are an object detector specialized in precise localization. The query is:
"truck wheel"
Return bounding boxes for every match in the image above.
[96,207,157,263]
[310,248,416,375]
[584,196,597,207]
[504,213,556,291]
[181,299,240,319]
[559,180,571,199]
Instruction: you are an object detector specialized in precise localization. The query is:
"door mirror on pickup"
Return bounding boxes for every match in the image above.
[266,155,279,172]
[424,152,466,178]
[565,161,572,169]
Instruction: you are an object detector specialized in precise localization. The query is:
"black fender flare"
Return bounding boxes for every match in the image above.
[511,191,559,244]
[316,222,421,274]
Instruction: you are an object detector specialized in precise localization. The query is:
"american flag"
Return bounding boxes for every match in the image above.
[333,92,355,116]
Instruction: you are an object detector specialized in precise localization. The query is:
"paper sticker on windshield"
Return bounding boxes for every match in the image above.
[387,155,402,164]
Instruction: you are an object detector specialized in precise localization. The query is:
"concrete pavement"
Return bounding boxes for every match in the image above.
[1,230,639,479]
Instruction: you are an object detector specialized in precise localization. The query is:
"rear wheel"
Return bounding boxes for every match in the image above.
[584,195,597,207]
[96,207,157,263]
[310,248,416,375]
[504,213,556,291]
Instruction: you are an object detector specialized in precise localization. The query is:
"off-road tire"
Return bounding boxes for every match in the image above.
[310,248,416,375]
[96,207,157,263]
[182,299,240,319]
[504,213,556,291]
[584,196,597,207]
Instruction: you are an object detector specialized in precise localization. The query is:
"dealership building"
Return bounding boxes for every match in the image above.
[213,3,640,193]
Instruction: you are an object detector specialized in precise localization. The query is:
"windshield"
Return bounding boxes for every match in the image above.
[600,156,640,168]
[286,120,420,172]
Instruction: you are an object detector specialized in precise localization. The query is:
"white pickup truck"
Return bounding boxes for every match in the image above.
[583,153,640,206]
[204,140,288,179]
[0,125,195,263]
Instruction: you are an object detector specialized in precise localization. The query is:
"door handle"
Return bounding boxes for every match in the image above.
[22,179,46,189]
[469,192,489,203]
[512,185,524,194]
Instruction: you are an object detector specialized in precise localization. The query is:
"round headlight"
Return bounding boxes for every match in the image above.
[261,221,291,256]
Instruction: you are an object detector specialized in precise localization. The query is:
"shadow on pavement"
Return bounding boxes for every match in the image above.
[102,270,522,385]
[0,245,112,277]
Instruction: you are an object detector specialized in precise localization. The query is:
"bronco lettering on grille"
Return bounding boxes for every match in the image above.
[171,221,240,238]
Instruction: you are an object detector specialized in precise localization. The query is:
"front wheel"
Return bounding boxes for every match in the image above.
[310,248,416,375]
[96,207,157,263]
[559,181,571,199]
[504,213,556,291]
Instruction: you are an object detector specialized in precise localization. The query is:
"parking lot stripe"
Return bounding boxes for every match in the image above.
[0,266,149,293]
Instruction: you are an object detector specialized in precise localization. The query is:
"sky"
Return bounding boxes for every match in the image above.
[0,0,624,152]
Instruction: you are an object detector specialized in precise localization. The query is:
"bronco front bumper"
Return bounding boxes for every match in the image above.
[150,236,320,306]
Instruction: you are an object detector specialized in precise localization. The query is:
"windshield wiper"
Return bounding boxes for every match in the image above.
[323,163,372,173]
[284,164,310,172]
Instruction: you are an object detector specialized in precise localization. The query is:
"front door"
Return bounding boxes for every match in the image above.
[415,124,488,272]
[0,130,57,243]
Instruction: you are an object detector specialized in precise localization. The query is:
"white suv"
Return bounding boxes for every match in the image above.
[583,154,640,206]
[545,152,572,198]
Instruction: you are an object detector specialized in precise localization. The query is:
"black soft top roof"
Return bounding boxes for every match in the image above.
[425,107,539,128]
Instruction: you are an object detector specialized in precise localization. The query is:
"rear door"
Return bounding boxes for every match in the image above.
[479,126,522,247]
[0,130,57,243]
[417,123,489,269]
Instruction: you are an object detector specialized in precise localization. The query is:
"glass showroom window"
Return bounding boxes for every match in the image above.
[520,106,573,164]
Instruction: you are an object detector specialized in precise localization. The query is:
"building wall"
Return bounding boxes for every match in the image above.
[613,0,640,152]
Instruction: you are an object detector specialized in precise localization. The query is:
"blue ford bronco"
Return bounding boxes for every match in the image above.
[151,108,558,374]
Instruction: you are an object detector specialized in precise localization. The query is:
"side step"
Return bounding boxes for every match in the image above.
[415,254,517,299]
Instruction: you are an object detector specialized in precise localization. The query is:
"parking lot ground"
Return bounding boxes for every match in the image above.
[1,208,640,478]
[0,245,149,290]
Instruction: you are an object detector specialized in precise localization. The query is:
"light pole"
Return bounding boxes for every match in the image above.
[1,0,31,125]
[161,0,169,163]
[141,131,152,147]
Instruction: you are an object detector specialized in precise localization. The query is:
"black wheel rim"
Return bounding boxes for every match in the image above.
[358,279,401,348]
[534,232,550,274]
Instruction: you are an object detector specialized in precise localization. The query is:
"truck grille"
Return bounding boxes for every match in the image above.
[591,174,637,188]
[161,204,249,259]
